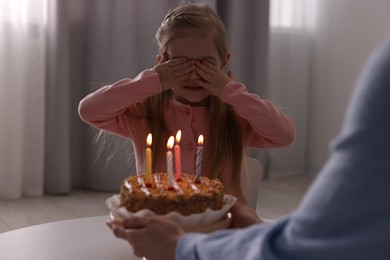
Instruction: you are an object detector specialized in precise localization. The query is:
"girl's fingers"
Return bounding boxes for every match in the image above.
[167,57,188,67]
[168,59,195,79]
[197,60,217,73]
[172,60,195,73]
[174,72,192,82]
[195,61,216,81]
[195,66,213,82]
[173,65,195,79]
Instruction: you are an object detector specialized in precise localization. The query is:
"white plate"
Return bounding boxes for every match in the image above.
[109,211,232,233]
[106,194,236,232]
[183,212,232,233]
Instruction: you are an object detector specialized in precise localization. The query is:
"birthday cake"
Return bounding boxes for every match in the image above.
[119,172,225,216]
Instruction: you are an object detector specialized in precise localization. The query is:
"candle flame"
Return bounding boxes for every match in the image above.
[198,134,204,145]
[146,133,152,146]
[167,136,174,149]
[175,130,181,143]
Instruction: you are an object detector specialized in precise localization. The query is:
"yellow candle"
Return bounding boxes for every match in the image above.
[145,133,152,183]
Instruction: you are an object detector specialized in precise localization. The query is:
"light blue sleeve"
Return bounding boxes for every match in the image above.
[176,36,390,260]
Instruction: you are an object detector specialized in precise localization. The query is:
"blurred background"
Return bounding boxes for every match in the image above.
[1,0,390,199]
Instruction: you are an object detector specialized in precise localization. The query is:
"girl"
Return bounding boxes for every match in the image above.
[78,3,295,203]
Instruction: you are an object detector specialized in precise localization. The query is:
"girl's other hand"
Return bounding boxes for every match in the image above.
[154,53,195,91]
[194,59,232,97]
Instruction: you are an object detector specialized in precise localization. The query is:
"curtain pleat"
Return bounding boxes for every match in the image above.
[0,0,46,198]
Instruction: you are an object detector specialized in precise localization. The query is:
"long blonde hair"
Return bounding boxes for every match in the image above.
[142,3,246,202]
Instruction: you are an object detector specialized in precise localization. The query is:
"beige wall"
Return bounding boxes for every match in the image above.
[307,0,390,174]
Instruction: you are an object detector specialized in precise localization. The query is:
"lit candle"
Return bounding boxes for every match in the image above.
[195,135,204,182]
[174,130,182,180]
[167,136,175,187]
[145,133,152,183]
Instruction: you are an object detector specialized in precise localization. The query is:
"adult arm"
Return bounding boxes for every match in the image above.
[108,201,264,259]
[177,36,390,259]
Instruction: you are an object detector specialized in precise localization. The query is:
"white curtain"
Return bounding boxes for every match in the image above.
[266,0,317,176]
[0,0,47,198]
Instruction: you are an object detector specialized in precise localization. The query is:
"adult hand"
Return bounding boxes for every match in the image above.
[230,202,263,228]
[154,53,195,91]
[107,215,185,260]
[194,59,232,97]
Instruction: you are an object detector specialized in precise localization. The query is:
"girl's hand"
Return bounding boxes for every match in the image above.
[154,53,195,91]
[194,59,232,97]
[107,215,184,260]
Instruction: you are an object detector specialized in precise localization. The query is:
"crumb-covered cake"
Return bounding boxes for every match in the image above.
[119,172,225,216]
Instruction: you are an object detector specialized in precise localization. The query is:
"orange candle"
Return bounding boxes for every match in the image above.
[167,136,175,187]
[174,130,182,180]
[145,133,152,183]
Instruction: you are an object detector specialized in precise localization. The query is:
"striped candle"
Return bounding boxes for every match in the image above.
[195,135,204,182]
[174,130,182,180]
[167,136,175,187]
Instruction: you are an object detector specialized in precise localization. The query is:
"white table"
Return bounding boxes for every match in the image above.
[0,215,142,260]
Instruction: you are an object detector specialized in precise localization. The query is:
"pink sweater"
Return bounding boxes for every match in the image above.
[78,69,295,196]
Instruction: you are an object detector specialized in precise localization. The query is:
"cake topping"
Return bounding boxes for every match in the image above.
[154,174,164,191]
[181,173,200,193]
[190,183,200,193]
[137,176,151,196]
[173,181,184,194]
[124,181,132,192]
[119,172,225,215]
